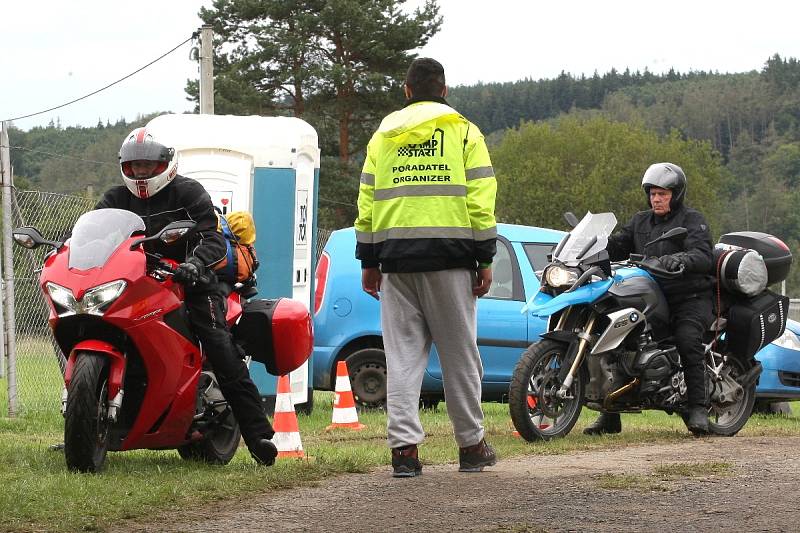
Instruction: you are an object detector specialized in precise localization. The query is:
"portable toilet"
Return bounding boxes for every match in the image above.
[145,113,320,413]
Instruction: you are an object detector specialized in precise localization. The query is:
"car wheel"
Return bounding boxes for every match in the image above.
[753,400,793,416]
[419,395,441,410]
[345,348,387,410]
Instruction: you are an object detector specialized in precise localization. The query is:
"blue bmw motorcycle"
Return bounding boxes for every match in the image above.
[509,212,764,440]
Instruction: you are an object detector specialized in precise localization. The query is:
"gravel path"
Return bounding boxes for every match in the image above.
[115,436,800,532]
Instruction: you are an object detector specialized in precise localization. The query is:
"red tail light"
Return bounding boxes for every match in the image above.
[769,236,790,251]
[314,251,330,314]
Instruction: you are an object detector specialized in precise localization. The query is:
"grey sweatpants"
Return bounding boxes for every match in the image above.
[380,268,485,449]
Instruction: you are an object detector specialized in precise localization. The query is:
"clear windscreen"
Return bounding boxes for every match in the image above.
[68,209,145,270]
[553,212,617,265]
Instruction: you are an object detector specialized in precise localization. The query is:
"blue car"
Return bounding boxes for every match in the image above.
[312,224,800,409]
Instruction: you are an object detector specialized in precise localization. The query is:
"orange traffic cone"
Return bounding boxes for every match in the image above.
[272,374,305,458]
[325,360,366,431]
[513,396,550,437]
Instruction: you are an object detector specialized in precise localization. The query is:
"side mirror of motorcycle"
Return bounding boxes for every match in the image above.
[563,212,579,229]
[643,227,688,249]
[159,221,196,244]
[130,220,197,250]
[12,226,63,250]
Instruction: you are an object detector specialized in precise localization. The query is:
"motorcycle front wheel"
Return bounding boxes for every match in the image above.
[509,339,586,441]
[706,356,757,436]
[64,352,112,473]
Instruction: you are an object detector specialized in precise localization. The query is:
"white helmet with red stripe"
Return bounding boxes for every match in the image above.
[119,127,177,199]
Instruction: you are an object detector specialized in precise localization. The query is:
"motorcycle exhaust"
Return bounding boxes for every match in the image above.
[738,361,763,389]
[603,377,640,410]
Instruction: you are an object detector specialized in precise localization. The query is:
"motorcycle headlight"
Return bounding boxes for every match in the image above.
[771,329,800,351]
[81,280,127,316]
[45,280,126,317]
[46,282,77,315]
[544,265,580,288]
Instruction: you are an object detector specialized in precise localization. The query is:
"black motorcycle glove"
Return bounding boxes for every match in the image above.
[659,254,684,272]
[173,257,205,285]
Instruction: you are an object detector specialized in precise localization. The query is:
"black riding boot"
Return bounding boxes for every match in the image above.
[583,412,622,435]
[683,365,709,435]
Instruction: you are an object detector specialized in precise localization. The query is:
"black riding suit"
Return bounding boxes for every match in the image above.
[606,204,715,407]
[95,176,275,446]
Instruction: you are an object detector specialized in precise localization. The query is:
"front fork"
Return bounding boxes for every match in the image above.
[556,312,597,399]
[63,340,126,422]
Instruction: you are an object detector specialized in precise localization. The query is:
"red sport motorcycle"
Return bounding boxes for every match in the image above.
[13,208,312,472]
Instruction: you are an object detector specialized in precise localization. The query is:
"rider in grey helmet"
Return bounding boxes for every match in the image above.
[585,162,715,435]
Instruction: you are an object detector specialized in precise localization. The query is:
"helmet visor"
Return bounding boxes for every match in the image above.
[120,160,169,179]
[641,163,684,191]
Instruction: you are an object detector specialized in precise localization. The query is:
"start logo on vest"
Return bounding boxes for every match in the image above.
[396,129,444,157]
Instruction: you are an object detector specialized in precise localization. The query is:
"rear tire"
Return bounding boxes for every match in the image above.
[64,353,112,473]
[706,356,757,436]
[177,410,241,465]
[509,340,586,441]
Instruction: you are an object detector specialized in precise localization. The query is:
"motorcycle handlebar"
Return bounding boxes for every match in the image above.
[154,261,212,286]
[627,255,685,279]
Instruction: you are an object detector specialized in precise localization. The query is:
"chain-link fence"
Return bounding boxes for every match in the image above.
[1,190,94,416]
[0,192,335,417]
[2,193,800,417]
[316,228,332,261]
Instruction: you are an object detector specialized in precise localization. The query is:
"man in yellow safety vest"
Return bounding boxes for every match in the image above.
[355,57,498,477]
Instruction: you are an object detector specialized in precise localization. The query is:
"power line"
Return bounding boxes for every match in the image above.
[3,145,116,166]
[319,196,356,207]
[2,33,197,123]
[5,145,361,204]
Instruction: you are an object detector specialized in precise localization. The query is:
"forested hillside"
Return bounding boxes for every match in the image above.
[7,55,800,292]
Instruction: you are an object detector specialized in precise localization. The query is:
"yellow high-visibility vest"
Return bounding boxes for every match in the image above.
[355,101,496,263]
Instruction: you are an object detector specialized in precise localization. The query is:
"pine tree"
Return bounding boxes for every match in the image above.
[191,0,442,161]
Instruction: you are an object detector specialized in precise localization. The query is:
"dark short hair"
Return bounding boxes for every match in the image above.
[405,57,446,98]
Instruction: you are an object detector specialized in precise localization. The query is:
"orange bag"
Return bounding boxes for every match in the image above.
[212,213,259,283]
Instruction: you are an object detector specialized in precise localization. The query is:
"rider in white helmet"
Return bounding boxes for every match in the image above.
[95,127,278,465]
[119,127,178,199]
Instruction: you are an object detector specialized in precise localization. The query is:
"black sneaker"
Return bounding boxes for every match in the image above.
[249,438,278,466]
[391,444,422,477]
[458,439,497,472]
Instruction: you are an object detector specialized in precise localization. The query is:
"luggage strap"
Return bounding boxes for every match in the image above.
[219,215,237,282]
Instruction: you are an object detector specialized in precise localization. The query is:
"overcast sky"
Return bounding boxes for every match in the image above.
[3,1,799,131]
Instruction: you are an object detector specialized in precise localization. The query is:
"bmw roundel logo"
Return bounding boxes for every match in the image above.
[629,312,640,323]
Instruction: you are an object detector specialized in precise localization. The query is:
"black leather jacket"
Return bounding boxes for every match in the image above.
[95,176,226,268]
[606,204,714,299]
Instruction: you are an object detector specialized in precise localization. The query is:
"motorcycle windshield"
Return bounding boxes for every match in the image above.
[554,212,617,265]
[68,209,145,270]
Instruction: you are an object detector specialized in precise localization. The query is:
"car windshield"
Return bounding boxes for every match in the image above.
[69,209,145,270]
[553,212,617,266]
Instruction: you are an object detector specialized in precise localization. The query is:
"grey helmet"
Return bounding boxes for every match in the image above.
[119,127,177,199]
[641,162,686,210]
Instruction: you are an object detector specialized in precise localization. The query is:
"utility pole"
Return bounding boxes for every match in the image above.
[0,122,17,416]
[199,25,215,115]
[0,123,5,381]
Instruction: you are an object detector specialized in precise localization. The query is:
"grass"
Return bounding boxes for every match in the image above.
[0,336,64,417]
[652,461,733,478]
[0,401,798,532]
[1,356,800,531]
[596,461,734,492]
